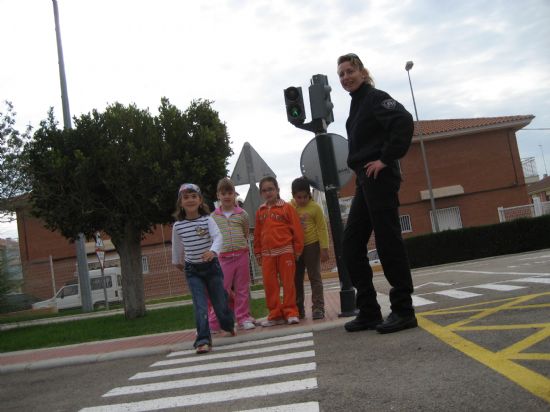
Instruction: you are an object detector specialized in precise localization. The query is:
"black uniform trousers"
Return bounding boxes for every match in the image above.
[342,168,415,320]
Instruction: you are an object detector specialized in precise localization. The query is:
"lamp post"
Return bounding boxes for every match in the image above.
[52,0,93,311]
[405,61,440,232]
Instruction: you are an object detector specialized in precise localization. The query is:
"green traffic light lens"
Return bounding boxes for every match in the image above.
[289,106,302,118]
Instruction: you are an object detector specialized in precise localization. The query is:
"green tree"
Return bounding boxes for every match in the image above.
[0,246,12,311]
[0,101,31,221]
[25,98,232,319]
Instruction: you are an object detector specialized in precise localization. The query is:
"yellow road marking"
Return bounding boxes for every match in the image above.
[457,323,549,331]
[417,292,550,403]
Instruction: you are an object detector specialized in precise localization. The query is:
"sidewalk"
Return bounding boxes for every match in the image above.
[0,279,389,374]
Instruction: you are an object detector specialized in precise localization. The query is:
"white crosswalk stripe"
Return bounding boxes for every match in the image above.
[81,332,319,412]
[153,340,313,367]
[81,378,318,412]
[509,277,550,284]
[469,283,526,291]
[167,332,313,357]
[412,275,549,307]
[434,289,482,299]
[237,401,320,411]
[131,350,315,380]
[412,296,437,307]
[104,363,316,397]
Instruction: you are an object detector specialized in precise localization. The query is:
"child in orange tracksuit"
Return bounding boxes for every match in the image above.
[254,176,304,326]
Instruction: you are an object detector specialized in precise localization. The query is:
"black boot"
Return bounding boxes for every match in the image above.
[376,312,417,334]
[344,315,383,332]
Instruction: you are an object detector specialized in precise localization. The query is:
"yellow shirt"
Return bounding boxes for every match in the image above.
[290,198,329,248]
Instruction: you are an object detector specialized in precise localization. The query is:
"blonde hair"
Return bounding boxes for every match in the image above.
[337,53,375,86]
[217,177,235,193]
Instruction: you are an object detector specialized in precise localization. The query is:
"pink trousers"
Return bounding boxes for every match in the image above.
[208,250,254,330]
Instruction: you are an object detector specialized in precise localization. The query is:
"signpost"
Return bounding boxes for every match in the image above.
[230,142,276,227]
[95,232,108,310]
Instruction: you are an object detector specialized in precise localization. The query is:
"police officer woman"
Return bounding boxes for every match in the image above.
[337,53,417,334]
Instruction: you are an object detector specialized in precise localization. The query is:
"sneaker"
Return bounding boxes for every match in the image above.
[287,316,300,325]
[196,344,211,354]
[241,320,256,330]
[261,318,285,327]
[312,309,325,320]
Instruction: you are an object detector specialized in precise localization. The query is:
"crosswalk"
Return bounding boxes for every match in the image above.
[412,273,550,307]
[80,332,319,412]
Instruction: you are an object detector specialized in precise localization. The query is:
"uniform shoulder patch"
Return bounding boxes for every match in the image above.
[381,99,397,109]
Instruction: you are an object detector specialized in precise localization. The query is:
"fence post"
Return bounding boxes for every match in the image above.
[533,197,543,217]
[497,207,505,222]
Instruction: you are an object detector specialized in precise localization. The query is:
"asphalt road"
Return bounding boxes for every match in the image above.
[2,250,549,411]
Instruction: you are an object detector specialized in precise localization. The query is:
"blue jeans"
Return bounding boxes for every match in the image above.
[185,259,234,347]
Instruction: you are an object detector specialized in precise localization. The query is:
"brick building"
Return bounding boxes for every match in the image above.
[15,203,185,300]
[16,115,533,300]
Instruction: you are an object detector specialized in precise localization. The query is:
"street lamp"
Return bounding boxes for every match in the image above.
[405,61,440,232]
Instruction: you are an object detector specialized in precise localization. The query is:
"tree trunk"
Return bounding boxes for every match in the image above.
[111,223,146,319]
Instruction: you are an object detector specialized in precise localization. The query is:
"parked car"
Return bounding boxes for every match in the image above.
[32,267,123,310]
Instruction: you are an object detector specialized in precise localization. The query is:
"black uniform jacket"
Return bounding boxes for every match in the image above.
[346,82,414,174]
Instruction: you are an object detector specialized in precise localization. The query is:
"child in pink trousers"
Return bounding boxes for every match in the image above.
[209,178,256,331]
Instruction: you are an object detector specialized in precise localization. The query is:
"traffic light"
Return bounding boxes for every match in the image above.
[309,74,334,125]
[284,86,306,125]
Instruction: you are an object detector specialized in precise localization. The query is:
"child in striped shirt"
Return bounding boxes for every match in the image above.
[209,177,256,331]
[172,183,235,354]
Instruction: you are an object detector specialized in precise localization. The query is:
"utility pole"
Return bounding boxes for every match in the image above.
[52,0,92,312]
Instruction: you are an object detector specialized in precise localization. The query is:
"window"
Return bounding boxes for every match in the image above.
[430,206,463,231]
[90,276,113,290]
[142,256,150,274]
[58,284,78,298]
[399,215,412,233]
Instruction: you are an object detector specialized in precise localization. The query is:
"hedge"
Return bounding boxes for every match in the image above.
[405,214,550,269]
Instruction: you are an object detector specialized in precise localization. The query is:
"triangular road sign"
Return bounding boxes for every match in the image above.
[231,142,276,186]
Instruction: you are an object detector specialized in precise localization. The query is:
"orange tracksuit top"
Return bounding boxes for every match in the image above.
[254,199,304,260]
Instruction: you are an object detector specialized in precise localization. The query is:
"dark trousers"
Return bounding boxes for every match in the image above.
[295,242,325,315]
[342,168,414,320]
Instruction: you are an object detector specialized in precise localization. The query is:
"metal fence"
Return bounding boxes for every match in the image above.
[497,198,550,222]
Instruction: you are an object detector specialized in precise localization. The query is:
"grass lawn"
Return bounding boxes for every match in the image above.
[0,298,268,353]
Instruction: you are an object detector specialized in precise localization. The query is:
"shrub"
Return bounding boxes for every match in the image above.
[405,215,550,268]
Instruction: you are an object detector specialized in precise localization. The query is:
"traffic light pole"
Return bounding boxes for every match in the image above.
[285,75,357,317]
[314,131,357,317]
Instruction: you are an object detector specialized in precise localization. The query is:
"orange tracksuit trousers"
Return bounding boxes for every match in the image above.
[262,252,299,320]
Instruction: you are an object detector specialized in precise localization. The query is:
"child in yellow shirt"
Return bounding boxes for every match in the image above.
[290,177,329,320]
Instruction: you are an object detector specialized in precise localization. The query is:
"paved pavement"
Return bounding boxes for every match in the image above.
[0,277,386,374]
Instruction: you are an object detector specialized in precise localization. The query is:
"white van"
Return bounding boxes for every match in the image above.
[33,267,123,310]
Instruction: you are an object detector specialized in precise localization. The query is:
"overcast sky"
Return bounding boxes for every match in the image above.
[2,0,549,239]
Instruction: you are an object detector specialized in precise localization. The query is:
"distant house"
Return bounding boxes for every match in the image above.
[527,175,550,202]
[339,115,534,237]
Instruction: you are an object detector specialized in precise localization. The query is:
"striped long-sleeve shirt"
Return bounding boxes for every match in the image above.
[171,215,223,265]
[211,206,249,255]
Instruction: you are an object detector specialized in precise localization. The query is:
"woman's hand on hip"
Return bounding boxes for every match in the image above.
[364,160,387,179]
